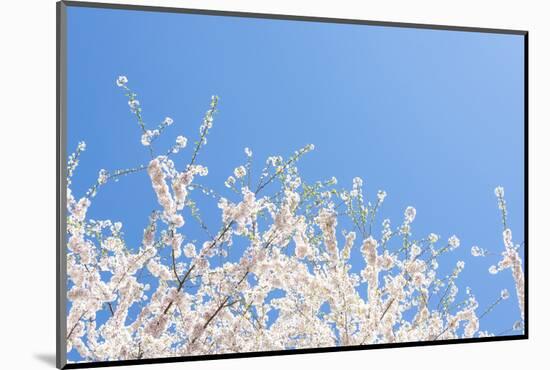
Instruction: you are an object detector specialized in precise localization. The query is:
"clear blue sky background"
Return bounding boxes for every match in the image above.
[66,5,524,361]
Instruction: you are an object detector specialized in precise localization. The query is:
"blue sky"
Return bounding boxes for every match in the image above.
[66,5,525,361]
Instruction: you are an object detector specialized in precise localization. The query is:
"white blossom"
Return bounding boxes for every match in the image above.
[494,186,505,198]
[116,75,128,87]
[128,98,140,113]
[503,228,513,249]
[448,235,460,250]
[172,135,187,153]
[97,169,108,185]
[183,243,196,258]
[224,176,236,188]
[471,245,486,257]
[234,165,247,179]
[163,117,174,126]
[428,233,439,244]
[404,206,416,223]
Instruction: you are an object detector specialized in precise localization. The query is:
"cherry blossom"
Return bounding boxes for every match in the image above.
[65,77,525,363]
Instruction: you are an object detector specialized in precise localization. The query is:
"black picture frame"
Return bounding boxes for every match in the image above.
[56,1,529,368]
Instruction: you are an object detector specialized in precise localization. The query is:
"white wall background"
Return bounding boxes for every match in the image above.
[0,0,546,368]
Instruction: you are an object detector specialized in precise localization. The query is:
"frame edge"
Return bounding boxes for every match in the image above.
[61,0,527,35]
[57,1,68,369]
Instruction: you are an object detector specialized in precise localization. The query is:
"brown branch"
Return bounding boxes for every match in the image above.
[83,264,115,316]
[171,246,182,285]
[191,271,250,345]
[202,296,231,332]
[163,265,195,315]
[162,221,234,315]
[66,311,87,340]
[432,318,457,340]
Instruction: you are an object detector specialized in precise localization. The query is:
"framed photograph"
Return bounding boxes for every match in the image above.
[57,1,528,368]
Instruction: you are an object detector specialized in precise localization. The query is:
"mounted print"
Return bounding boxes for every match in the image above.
[56,1,528,368]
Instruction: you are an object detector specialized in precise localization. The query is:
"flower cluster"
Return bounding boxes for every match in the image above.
[65,76,525,363]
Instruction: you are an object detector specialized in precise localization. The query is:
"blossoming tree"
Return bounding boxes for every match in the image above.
[65,76,525,362]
